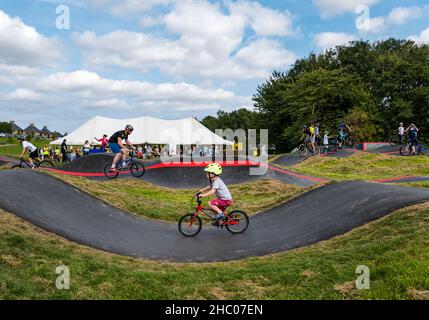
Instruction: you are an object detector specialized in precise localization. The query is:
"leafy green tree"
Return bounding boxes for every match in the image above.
[0,122,12,134]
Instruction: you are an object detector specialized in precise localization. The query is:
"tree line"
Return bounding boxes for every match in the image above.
[201,38,429,152]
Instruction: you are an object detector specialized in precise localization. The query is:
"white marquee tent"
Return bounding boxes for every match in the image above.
[50,116,234,147]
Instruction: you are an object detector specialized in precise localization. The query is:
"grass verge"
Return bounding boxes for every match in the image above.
[291,152,429,181]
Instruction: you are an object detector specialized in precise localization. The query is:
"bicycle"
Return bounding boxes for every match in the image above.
[11,157,54,169]
[103,149,146,179]
[338,132,355,148]
[178,193,249,237]
[298,137,320,157]
[400,142,426,156]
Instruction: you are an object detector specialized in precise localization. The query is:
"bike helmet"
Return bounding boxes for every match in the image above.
[17,135,25,141]
[204,163,222,176]
[125,124,134,132]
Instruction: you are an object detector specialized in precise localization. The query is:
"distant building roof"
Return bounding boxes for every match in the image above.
[23,123,40,133]
[40,126,52,135]
[52,131,64,138]
[9,121,23,132]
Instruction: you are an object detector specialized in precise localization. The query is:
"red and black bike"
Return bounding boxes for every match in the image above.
[178,193,249,237]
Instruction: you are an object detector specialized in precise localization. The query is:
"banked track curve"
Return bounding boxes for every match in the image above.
[1,170,429,262]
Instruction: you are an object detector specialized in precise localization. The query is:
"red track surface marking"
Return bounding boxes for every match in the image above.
[374,176,418,183]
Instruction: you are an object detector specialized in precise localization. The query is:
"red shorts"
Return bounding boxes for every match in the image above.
[209,199,232,211]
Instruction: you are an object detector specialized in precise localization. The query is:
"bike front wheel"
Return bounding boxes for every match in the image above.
[130,161,146,178]
[178,214,202,237]
[225,210,249,234]
[298,144,308,157]
[38,160,54,168]
[103,164,119,179]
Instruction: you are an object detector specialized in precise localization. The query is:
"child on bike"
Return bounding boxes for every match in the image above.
[18,136,40,168]
[198,163,233,226]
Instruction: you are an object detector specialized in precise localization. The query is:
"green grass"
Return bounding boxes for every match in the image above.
[291,152,429,181]
[1,200,428,299]
[49,174,307,221]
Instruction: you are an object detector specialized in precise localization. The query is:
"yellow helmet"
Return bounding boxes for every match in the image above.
[204,163,222,175]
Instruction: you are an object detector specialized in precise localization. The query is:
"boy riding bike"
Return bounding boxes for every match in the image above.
[109,124,136,172]
[198,163,233,226]
[18,136,40,168]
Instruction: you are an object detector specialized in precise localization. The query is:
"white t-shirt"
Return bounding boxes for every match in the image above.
[212,178,232,200]
[323,135,329,145]
[22,141,37,152]
[399,126,405,135]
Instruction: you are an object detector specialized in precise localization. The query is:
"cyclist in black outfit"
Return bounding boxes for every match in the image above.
[109,125,136,172]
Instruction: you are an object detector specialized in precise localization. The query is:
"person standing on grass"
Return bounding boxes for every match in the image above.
[406,124,419,155]
[61,139,68,163]
[95,134,108,152]
[323,131,330,154]
[398,122,405,144]
[82,140,91,156]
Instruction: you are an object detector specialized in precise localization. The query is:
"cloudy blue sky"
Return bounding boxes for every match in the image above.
[0,0,428,133]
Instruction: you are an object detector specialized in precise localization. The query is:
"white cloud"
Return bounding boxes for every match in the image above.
[139,16,164,28]
[235,38,296,69]
[72,30,187,72]
[313,0,379,18]
[359,16,386,34]
[83,98,130,109]
[227,1,295,37]
[4,88,44,102]
[387,6,428,26]
[73,1,297,81]
[0,10,61,67]
[409,27,429,45]
[314,32,357,50]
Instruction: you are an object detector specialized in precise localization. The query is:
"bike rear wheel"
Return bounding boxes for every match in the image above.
[225,210,249,234]
[103,164,119,179]
[178,214,202,237]
[298,144,308,157]
[130,161,145,178]
[400,144,411,156]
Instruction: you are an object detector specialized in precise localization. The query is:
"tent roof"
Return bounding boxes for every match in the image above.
[50,116,234,146]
